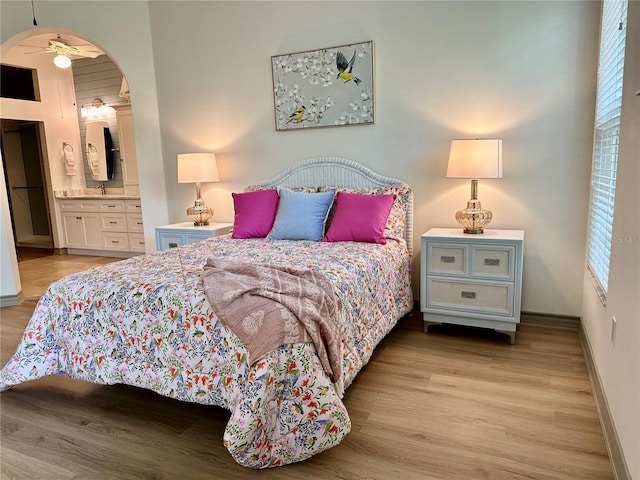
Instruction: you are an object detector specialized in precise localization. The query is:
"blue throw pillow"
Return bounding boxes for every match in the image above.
[268,188,335,241]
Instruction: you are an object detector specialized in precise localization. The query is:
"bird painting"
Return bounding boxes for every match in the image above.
[336,51,362,85]
[272,41,373,130]
[286,105,306,124]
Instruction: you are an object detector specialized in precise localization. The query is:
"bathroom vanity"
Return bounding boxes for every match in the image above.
[57,194,144,256]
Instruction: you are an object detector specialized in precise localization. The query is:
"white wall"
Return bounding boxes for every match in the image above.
[581,2,640,477]
[148,0,599,317]
[0,161,21,303]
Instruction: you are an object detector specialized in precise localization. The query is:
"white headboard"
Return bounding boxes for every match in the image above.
[252,157,414,255]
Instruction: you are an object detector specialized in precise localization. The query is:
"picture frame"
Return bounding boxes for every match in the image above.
[271,41,374,131]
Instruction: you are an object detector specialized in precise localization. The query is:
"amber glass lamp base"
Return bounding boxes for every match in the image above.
[186,182,213,226]
[455,179,493,234]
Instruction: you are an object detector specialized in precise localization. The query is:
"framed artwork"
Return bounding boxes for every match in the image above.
[271,41,374,131]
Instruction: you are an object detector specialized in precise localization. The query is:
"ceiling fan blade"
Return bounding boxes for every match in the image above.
[73,47,103,59]
[49,39,67,48]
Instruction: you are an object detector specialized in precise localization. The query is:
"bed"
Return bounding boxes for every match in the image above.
[0,157,413,468]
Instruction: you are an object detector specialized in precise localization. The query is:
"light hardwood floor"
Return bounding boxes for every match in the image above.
[0,252,612,479]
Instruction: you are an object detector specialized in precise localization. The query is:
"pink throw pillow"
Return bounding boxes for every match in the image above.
[231,189,279,239]
[323,192,395,244]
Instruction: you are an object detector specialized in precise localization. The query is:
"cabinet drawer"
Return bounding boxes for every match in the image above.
[100,213,127,231]
[125,199,143,213]
[128,233,146,253]
[158,234,184,250]
[471,245,515,280]
[427,277,513,316]
[427,243,467,275]
[98,199,126,213]
[103,232,130,251]
[126,214,144,233]
[59,199,99,212]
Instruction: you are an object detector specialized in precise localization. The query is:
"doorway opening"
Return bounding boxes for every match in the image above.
[1,119,54,251]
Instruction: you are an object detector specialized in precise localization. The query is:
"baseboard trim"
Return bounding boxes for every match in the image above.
[0,290,25,307]
[519,311,581,330]
[66,248,138,258]
[579,326,632,480]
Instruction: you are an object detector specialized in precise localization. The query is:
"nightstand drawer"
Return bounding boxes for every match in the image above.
[428,243,467,275]
[471,245,515,280]
[427,277,513,316]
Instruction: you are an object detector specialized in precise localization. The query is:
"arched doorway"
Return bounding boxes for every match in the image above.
[0,29,140,304]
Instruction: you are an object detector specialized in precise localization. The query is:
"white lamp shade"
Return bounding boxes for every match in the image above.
[446,139,503,179]
[177,153,220,183]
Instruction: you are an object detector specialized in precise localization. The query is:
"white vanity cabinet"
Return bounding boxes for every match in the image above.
[125,200,146,253]
[58,197,145,256]
[98,199,129,252]
[60,199,102,250]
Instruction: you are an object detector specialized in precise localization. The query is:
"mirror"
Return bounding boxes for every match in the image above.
[85,121,114,181]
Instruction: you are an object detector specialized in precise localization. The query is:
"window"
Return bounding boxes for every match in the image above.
[586,0,628,300]
[0,64,38,101]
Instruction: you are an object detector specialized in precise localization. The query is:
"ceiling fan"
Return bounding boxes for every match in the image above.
[18,35,103,68]
[43,38,102,58]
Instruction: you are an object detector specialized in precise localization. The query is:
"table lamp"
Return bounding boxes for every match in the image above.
[177,153,220,226]
[446,139,503,234]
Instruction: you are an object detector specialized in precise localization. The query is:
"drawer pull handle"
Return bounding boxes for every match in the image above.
[440,255,456,264]
[461,291,476,299]
[109,221,117,224]
[168,243,178,248]
[112,240,120,244]
[484,258,500,266]
[76,216,82,220]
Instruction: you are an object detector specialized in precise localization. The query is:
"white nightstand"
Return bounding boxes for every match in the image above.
[420,228,524,344]
[155,222,233,251]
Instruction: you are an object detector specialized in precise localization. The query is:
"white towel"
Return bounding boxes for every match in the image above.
[63,148,75,166]
[63,145,77,176]
[88,145,99,174]
[90,152,99,168]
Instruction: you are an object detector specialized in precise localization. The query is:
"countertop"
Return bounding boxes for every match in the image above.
[54,190,140,200]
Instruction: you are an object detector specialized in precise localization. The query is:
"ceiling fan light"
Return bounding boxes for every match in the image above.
[53,54,71,69]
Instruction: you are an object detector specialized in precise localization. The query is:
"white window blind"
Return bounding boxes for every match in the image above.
[586,0,627,299]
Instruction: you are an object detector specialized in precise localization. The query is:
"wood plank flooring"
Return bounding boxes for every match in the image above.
[0,252,613,479]
[15,248,123,300]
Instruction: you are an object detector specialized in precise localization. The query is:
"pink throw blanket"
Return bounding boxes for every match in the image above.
[202,258,343,383]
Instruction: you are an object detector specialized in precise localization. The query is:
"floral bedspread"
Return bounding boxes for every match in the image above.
[0,236,412,468]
